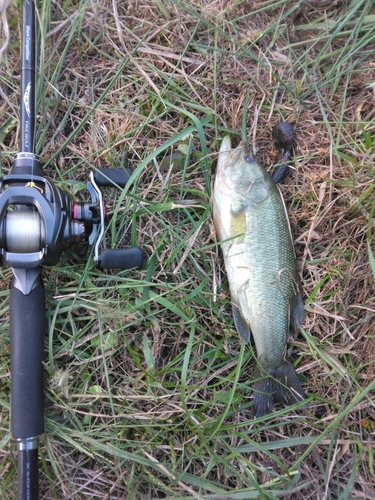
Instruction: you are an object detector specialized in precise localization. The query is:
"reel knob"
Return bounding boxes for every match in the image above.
[98,247,144,270]
[93,167,133,188]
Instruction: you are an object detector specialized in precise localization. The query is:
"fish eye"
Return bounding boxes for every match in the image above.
[245,155,253,163]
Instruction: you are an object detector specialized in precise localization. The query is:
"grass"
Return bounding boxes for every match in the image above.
[1,0,375,498]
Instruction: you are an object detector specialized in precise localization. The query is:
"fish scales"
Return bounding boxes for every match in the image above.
[213,136,306,417]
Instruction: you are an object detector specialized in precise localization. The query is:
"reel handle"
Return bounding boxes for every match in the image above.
[88,172,144,270]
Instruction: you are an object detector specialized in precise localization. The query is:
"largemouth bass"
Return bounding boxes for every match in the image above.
[213,136,306,417]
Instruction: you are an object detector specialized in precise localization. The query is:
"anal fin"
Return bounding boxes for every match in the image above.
[232,303,251,344]
[289,289,304,339]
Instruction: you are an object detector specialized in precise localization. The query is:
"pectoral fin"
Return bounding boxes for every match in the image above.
[229,208,246,241]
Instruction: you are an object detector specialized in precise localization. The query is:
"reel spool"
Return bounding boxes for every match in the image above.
[5,209,43,253]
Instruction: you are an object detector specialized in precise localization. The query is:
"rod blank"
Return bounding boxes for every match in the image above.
[20,0,36,153]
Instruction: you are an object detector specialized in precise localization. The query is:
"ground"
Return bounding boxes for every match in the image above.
[0,0,374,499]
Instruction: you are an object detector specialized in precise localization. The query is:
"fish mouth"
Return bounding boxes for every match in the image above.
[218,136,252,170]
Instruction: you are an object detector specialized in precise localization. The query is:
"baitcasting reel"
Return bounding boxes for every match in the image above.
[0,152,143,295]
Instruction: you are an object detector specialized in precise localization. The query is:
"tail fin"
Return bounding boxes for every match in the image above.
[253,361,307,417]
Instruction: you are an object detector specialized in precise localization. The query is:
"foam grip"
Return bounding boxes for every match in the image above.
[93,167,133,188]
[10,284,45,439]
[99,247,144,270]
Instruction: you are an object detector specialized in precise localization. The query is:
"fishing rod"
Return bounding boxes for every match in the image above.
[1,1,143,498]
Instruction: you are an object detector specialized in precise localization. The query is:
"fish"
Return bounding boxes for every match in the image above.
[213,135,306,417]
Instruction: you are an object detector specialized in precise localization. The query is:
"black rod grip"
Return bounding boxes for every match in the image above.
[93,167,133,188]
[10,284,45,439]
[18,448,39,500]
[99,247,144,270]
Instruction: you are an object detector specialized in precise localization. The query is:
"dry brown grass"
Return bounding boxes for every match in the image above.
[1,0,375,499]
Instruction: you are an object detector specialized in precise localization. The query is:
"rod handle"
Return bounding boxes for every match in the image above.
[10,283,45,439]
